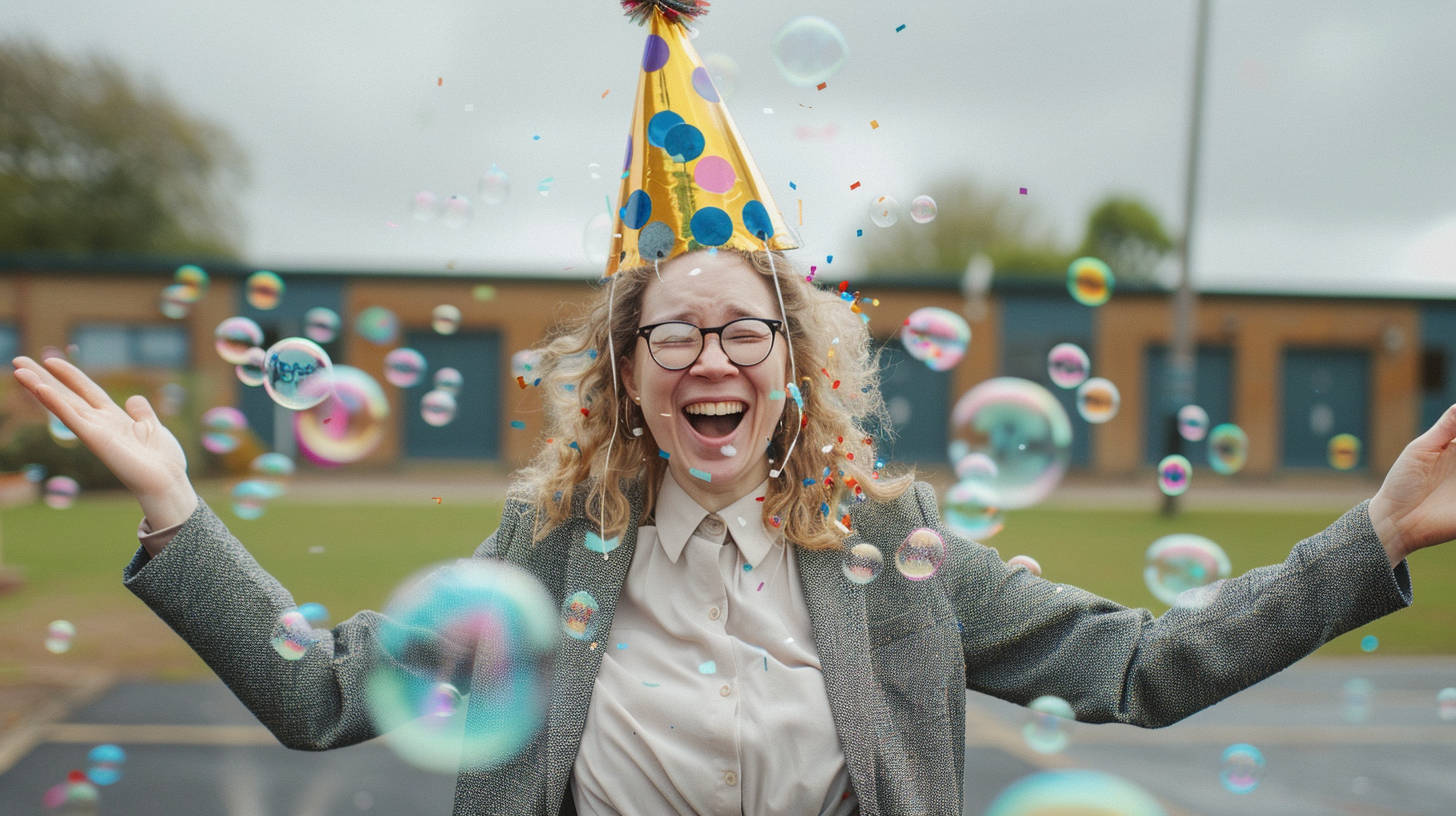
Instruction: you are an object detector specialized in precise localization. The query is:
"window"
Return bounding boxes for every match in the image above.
[0,325,18,363]
[71,324,189,370]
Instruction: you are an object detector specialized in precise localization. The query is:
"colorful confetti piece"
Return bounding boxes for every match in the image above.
[895,24,906,32]
[510,420,526,429]
[869,120,879,130]
[689,468,712,482]
[849,180,861,190]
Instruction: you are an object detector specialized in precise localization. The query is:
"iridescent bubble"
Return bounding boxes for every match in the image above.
[868,195,900,228]
[950,378,1073,509]
[263,337,334,410]
[271,609,317,660]
[1344,677,1373,723]
[900,307,971,372]
[236,346,266,387]
[1177,404,1210,442]
[433,367,463,395]
[953,451,998,483]
[294,365,389,466]
[771,16,848,87]
[442,195,472,228]
[250,452,295,481]
[411,190,440,222]
[562,589,601,641]
[159,284,193,319]
[215,316,264,365]
[1046,343,1091,389]
[47,412,78,446]
[1075,377,1120,424]
[384,348,428,388]
[232,479,278,520]
[45,619,76,654]
[702,52,740,101]
[1360,634,1379,652]
[432,304,462,335]
[369,560,555,773]
[1208,423,1249,475]
[421,389,458,427]
[478,166,510,205]
[43,476,79,509]
[1144,534,1231,606]
[511,349,543,381]
[246,270,284,310]
[908,195,938,224]
[174,264,209,301]
[1328,433,1361,470]
[1156,454,1192,496]
[983,770,1168,816]
[356,306,400,346]
[1067,257,1114,307]
[201,406,249,454]
[1437,687,1456,721]
[1006,555,1041,576]
[1220,743,1266,794]
[86,743,126,786]
[895,529,945,580]
[1021,695,1075,754]
[156,381,186,416]
[583,212,613,265]
[44,771,99,812]
[304,307,341,344]
[297,602,330,625]
[842,542,884,585]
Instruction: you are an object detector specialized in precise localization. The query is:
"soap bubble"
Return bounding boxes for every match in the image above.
[384,348,428,388]
[43,476,79,509]
[1437,687,1456,721]
[411,190,440,222]
[295,366,390,466]
[1022,695,1075,754]
[47,412,78,446]
[842,542,884,585]
[900,307,971,371]
[1219,744,1266,794]
[433,367,463,395]
[246,270,284,310]
[432,304,462,335]
[45,620,76,654]
[895,528,946,580]
[304,307,341,344]
[263,338,334,410]
[421,389,458,427]
[983,769,1167,816]
[297,602,330,625]
[1144,534,1231,606]
[1359,634,1379,652]
[236,346,266,386]
[201,406,249,454]
[232,479,279,520]
[1075,377,1120,424]
[478,166,510,205]
[1067,257,1114,306]
[583,213,613,265]
[174,264,209,300]
[953,451,998,483]
[1328,433,1361,470]
[771,16,848,87]
[1177,404,1210,442]
[1046,343,1091,389]
[271,609,318,660]
[1156,454,1192,496]
[950,378,1072,509]
[1006,555,1041,576]
[86,744,126,786]
[159,284,193,319]
[511,349,543,382]
[43,770,99,812]
[702,52,740,101]
[442,195,472,228]
[944,481,1005,540]
[908,195,938,224]
[868,195,900,228]
[1344,677,1373,723]
[1208,423,1249,475]
[562,589,600,641]
[215,316,264,365]
[356,306,400,346]
[250,452,295,482]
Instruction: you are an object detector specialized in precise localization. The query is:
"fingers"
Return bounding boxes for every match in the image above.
[41,357,117,411]
[13,372,87,433]
[1419,402,1456,450]
[124,394,159,425]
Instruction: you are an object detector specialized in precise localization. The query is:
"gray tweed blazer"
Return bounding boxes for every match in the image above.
[123,482,1411,816]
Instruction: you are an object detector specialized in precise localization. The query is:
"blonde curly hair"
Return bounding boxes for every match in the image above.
[512,249,913,551]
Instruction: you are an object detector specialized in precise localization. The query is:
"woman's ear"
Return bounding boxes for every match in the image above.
[620,356,639,404]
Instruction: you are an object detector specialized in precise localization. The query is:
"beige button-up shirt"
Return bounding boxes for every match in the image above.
[573,471,855,815]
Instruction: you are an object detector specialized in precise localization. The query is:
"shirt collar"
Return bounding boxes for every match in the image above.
[654,470,777,568]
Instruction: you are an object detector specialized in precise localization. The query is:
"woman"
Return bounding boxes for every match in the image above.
[11,247,1451,816]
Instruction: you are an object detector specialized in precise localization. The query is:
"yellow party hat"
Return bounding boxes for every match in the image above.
[607,1,800,276]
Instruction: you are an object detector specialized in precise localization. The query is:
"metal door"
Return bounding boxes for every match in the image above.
[1281,349,1369,469]
[402,329,502,460]
[1143,346,1234,465]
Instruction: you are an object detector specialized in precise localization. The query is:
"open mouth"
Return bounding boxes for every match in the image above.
[683,400,746,440]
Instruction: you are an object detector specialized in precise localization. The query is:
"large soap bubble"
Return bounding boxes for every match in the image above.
[949,378,1072,509]
[215,317,264,365]
[1143,534,1231,606]
[263,338,334,410]
[367,559,556,774]
[984,769,1168,816]
[900,307,970,372]
[294,365,389,466]
[771,16,848,87]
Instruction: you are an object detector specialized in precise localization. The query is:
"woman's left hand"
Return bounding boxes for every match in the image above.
[1369,403,1456,567]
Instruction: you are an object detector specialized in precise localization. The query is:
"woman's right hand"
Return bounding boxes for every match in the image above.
[12,356,197,529]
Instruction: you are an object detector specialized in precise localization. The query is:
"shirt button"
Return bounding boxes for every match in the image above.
[708,607,721,621]
[724,771,738,786]
[719,685,731,697]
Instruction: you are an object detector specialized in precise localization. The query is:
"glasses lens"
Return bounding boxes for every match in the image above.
[721,319,774,367]
[647,323,702,369]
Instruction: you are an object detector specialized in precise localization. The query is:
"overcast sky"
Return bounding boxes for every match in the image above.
[4,0,1454,295]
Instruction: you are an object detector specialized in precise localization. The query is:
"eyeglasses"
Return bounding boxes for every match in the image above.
[636,318,784,371]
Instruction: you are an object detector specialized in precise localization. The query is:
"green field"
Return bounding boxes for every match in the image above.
[2,492,1453,681]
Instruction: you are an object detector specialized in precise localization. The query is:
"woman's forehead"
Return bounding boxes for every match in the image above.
[639,257,778,321]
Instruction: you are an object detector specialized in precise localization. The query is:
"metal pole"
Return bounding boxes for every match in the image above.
[1164,0,1211,517]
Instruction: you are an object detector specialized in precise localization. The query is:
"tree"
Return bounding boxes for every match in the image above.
[1076,197,1173,285]
[0,38,247,257]
[860,176,1068,279]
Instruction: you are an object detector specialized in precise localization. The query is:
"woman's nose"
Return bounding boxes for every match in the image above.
[691,334,737,374]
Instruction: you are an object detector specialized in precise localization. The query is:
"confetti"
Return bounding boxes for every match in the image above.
[769,390,785,400]
[580,408,590,417]
[755,496,765,502]
[895,23,906,32]
[642,682,660,687]
[738,517,747,527]
[856,229,863,237]
[798,199,803,225]
[1019,187,1028,195]
[659,449,671,459]
[757,582,765,591]
[517,376,527,389]
[510,420,526,429]
[789,181,797,190]
[720,445,737,456]
[744,563,753,571]
[870,120,879,129]
[816,82,827,90]
[826,255,834,264]
[386,221,398,227]
[438,77,443,86]
[689,468,712,482]
[802,477,816,486]
[631,427,644,436]
[763,107,774,114]
[617,642,628,649]
[432,497,442,504]
[849,180,861,190]
[688,267,702,276]
[532,134,541,141]
[602,89,610,98]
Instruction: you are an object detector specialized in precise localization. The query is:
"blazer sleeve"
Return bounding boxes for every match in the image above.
[918,483,1413,728]
[123,497,520,751]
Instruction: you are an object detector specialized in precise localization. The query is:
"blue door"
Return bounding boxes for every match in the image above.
[1143,347,1234,466]
[1281,349,1369,469]
[874,343,951,464]
[999,295,1093,466]
[402,330,502,460]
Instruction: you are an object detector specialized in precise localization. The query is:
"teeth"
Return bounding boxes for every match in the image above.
[684,401,746,416]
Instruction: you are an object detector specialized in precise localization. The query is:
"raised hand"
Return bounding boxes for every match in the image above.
[12,356,197,528]
[1370,403,1456,567]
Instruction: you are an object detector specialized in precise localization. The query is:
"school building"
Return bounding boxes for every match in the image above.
[0,254,1448,477]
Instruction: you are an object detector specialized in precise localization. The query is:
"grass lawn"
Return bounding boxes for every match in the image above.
[1,492,1452,683]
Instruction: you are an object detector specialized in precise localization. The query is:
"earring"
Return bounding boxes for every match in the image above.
[632,396,641,404]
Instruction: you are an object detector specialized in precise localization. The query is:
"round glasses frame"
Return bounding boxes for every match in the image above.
[635,318,785,371]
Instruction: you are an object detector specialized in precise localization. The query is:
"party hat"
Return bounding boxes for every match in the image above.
[607,1,800,276]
